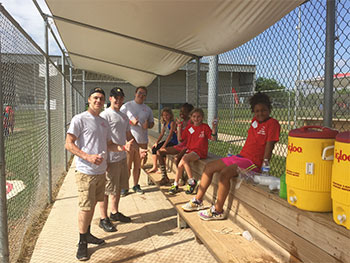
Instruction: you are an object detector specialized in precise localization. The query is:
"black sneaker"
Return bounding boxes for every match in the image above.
[86,232,105,245]
[132,184,144,194]
[110,212,131,223]
[99,218,117,232]
[169,184,178,195]
[185,180,197,194]
[121,189,129,197]
[76,241,88,261]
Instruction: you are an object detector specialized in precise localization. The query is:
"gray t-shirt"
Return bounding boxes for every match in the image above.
[120,100,154,144]
[67,111,112,175]
[100,107,130,163]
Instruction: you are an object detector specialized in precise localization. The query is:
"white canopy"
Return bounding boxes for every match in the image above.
[45,0,304,87]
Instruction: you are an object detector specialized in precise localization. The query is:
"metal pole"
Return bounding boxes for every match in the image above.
[323,0,336,128]
[82,70,86,103]
[196,57,201,108]
[45,18,53,204]
[208,55,218,128]
[294,6,301,129]
[157,76,161,133]
[230,71,235,122]
[288,90,291,132]
[185,64,189,102]
[69,66,74,118]
[0,21,10,263]
[61,54,67,171]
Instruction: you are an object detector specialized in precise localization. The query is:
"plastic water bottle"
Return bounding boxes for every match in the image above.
[91,151,106,169]
[227,145,233,157]
[261,159,270,176]
[242,230,253,241]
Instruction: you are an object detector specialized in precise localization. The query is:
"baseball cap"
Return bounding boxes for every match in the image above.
[89,87,105,97]
[110,87,125,97]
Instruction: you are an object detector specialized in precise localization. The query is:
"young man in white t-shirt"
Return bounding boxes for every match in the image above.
[98,87,146,232]
[120,86,154,195]
[65,87,135,261]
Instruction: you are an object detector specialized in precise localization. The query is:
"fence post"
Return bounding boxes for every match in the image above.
[208,55,218,127]
[0,20,10,262]
[69,66,74,115]
[196,57,201,108]
[157,76,161,133]
[82,70,86,102]
[44,18,53,204]
[323,0,336,128]
[294,6,301,129]
[61,53,67,171]
[185,64,189,102]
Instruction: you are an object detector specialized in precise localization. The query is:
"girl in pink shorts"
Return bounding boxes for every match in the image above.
[182,92,281,220]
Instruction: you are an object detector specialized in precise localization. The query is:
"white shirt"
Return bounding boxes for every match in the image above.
[67,111,111,175]
[120,100,154,144]
[100,107,130,163]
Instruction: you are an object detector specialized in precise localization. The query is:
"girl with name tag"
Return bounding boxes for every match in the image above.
[182,92,280,220]
[169,108,217,195]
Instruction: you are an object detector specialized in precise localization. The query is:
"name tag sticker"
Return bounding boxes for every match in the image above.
[188,127,195,134]
[252,121,258,129]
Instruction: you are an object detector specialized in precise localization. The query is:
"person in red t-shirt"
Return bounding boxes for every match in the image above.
[182,92,280,220]
[169,108,217,195]
[157,103,194,185]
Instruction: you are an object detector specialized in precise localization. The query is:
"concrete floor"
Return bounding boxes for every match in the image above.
[29,159,216,263]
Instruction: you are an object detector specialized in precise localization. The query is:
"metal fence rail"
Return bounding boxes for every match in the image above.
[0,6,84,262]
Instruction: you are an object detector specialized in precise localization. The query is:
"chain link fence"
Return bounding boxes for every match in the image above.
[186,0,350,177]
[1,0,350,261]
[0,7,84,262]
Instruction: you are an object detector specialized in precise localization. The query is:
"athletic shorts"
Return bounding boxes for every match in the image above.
[105,159,129,195]
[152,141,177,154]
[221,155,259,172]
[75,171,106,211]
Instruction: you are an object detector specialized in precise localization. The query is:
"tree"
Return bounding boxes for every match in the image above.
[255,77,286,92]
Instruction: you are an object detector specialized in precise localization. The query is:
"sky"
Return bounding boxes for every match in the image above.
[1,0,63,55]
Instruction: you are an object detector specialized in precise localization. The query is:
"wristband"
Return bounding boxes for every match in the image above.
[122,145,126,151]
[211,133,217,136]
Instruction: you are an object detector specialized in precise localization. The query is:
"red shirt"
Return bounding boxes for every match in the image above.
[183,123,212,158]
[239,117,280,168]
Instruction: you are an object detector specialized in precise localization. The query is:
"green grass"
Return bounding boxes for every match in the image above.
[5,109,47,220]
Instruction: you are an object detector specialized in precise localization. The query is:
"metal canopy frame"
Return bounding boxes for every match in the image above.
[69,51,159,76]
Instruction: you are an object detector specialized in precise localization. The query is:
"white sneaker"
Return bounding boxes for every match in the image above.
[182,198,204,211]
[198,206,224,221]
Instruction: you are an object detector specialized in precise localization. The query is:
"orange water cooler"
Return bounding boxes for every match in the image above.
[286,126,338,212]
[331,131,350,229]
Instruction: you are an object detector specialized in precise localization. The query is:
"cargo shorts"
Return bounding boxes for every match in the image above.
[75,171,106,211]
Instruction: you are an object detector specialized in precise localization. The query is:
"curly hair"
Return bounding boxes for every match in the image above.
[249,92,272,112]
[181,103,194,114]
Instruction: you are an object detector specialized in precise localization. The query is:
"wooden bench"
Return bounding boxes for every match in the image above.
[144,132,350,263]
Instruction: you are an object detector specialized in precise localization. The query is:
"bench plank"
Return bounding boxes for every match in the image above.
[144,168,289,263]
